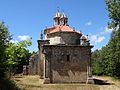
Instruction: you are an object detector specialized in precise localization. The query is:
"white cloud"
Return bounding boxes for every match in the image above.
[18,35,31,41]
[90,35,105,44]
[85,21,92,26]
[97,36,105,43]
[10,40,18,43]
[100,26,113,35]
[105,26,113,33]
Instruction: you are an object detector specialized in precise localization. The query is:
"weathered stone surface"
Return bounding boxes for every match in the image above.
[47,32,81,45]
[87,77,95,84]
[37,31,94,83]
[28,53,39,75]
[42,45,92,83]
[27,11,94,84]
[23,65,29,75]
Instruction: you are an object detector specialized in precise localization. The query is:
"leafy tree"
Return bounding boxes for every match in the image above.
[6,39,32,74]
[0,22,11,78]
[92,0,120,78]
[92,50,101,75]
[92,47,109,75]
[106,0,120,29]
[0,21,32,89]
[106,0,120,78]
[0,21,32,77]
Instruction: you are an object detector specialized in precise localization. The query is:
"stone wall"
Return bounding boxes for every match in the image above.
[43,45,92,83]
[28,53,39,75]
[47,32,81,45]
[23,65,29,75]
[37,40,50,78]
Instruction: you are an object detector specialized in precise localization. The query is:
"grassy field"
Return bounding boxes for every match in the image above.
[13,75,120,90]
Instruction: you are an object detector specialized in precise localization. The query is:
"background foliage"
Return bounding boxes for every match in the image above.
[0,22,32,78]
[92,0,120,78]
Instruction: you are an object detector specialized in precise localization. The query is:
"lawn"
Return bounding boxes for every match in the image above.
[13,75,120,90]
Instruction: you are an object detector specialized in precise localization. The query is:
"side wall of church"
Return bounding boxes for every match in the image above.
[47,32,81,45]
[43,45,92,83]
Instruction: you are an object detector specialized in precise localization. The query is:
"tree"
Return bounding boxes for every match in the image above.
[0,22,11,78]
[106,0,120,78]
[92,0,120,78]
[92,46,110,75]
[0,21,32,77]
[92,49,103,75]
[6,39,32,74]
[106,0,120,29]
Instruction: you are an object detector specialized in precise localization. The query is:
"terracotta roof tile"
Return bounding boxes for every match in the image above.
[45,25,82,35]
[50,25,75,33]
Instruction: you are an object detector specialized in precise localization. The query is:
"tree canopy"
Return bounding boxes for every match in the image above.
[92,0,120,78]
[0,21,32,78]
[0,22,11,78]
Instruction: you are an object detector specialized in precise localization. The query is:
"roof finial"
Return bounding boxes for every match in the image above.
[40,30,43,40]
[86,35,89,40]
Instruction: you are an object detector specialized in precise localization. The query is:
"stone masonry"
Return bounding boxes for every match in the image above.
[37,11,94,84]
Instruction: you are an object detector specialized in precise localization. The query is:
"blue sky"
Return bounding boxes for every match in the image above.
[0,0,112,52]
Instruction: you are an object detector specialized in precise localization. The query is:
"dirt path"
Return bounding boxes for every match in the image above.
[13,75,120,90]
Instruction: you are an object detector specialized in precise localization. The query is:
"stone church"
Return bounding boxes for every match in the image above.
[27,11,94,84]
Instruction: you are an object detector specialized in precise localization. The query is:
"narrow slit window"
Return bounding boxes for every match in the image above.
[67,55,70,62]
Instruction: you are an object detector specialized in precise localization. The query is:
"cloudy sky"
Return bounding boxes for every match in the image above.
[0,0,112,51]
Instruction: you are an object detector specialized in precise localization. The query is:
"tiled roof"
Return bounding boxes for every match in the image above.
[49,25,78,33]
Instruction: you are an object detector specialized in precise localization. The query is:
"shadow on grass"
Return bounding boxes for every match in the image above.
[94,79,114,85]
[0,78,22,90]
